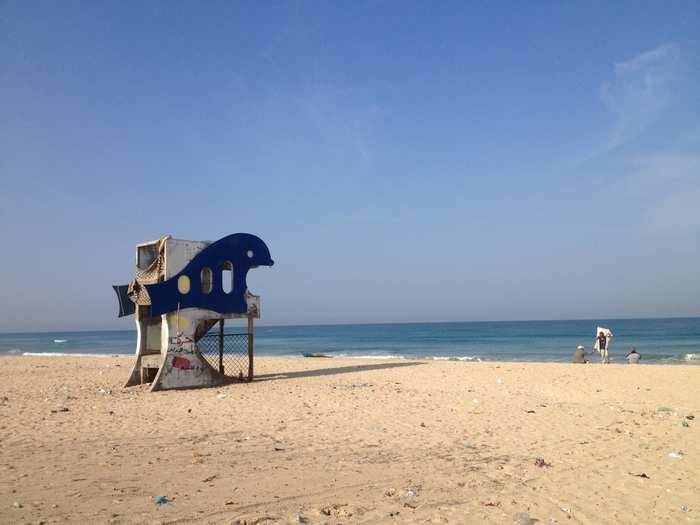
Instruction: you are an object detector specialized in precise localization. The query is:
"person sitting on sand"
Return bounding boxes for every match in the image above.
[573,345,588,364]
[625,347,641,364]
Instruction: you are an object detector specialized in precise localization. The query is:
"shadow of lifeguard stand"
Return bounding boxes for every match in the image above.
[113,233,274,391]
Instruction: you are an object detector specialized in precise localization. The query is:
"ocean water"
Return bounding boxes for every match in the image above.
[1,318,699,364]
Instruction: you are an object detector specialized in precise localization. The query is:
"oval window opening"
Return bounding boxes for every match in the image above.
[247,250,254,258]
[201,267,212,294]
[177,275,191,294]
[222,261,234,294]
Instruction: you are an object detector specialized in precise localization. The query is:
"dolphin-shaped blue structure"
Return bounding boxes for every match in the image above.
[112,232,273,391]
[143,233,274,316]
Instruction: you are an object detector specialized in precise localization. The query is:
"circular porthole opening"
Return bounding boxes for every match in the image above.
[246,250,254,258]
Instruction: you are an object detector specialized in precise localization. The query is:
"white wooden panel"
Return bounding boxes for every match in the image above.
[164,239,210,278]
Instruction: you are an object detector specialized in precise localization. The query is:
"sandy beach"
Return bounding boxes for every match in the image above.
[1,356,698,524]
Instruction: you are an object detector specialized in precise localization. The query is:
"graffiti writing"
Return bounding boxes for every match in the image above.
[169,334,194,346]
[170,345,196,355]
[168,334,196,355]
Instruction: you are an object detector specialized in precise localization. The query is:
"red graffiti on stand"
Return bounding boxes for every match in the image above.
[172,355,194,370]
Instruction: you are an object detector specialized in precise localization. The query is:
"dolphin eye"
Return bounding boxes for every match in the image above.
[246,250,254,258]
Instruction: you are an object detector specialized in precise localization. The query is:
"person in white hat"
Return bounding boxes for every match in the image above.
[573,345,589,364]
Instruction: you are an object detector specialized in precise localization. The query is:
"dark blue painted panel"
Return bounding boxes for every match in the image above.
[112,285,136,317]
[145,233,274,316]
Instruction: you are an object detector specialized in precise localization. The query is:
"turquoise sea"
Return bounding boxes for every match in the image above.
[1,318,699,364]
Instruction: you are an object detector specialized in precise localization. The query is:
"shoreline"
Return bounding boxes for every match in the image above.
[1,355,698,524]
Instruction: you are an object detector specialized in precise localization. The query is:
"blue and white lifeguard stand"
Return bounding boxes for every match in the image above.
[113,233,274,391]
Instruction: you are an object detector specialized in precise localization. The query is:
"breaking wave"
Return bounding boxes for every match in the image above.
[333,354,407,360]
[673,353,700,362]
[429,355,482,362]
[301,353,483,362]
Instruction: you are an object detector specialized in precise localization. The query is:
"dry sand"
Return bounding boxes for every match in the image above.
[1,356,698,524]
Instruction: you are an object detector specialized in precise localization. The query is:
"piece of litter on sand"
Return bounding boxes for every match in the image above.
[682,420,689,427]
[668,452,683,459]
[686,415,695,420]
[513,511,532,525]
[630,472,650,479]
[534,457,552,468]
[321,504,352,517]
[293,513,309,523]
[217,393,227,400]
[656,406,673,412]
[481,501,501,507]
[681,505,689,512]
[526,410,536,414]
[154,495,168,506]
[472,399,479,404]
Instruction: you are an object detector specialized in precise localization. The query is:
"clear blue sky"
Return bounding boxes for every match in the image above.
[1,2,699,332]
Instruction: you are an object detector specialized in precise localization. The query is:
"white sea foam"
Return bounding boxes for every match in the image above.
[429,355,482,362]
[333,354,407,360]
[313,354,483,362]
[8,348,21,354]
[289,353,485,361]
[53,339,68,343]
[22,352,129,358]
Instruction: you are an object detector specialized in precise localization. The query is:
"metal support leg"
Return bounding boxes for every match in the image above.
[247,316,254,382]
[218,319,224,374]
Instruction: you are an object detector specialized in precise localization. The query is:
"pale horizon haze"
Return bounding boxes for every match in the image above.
[1,2,699,332]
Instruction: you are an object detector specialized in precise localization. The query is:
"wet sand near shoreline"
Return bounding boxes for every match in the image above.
[1,356,698,524]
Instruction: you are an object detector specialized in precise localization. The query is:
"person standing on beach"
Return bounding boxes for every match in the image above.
[595,331,610,364]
